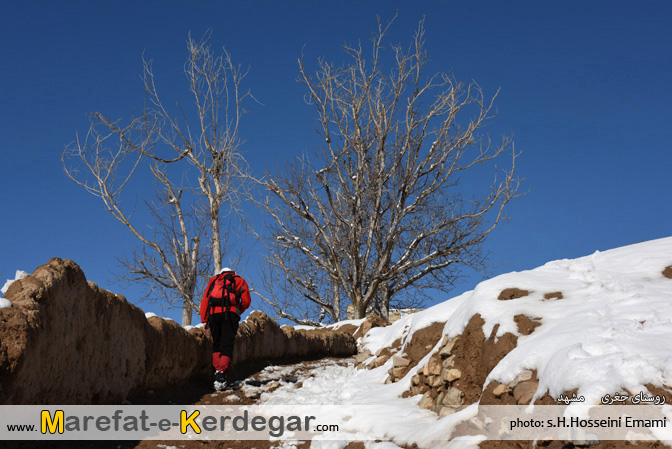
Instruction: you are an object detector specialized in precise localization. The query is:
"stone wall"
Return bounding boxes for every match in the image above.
[0,258,355,404]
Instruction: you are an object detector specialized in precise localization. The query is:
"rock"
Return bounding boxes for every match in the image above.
[442,368,461,383]
[439,406,457,418]
[357,321,373,337]
[513,380,538,405]
[392,355,411,368]
[384,376,393,385]
[375,348,385,356]
[411,374,421,385]
[418,391,435,410]
[391,367,406,379]
[354,350,372,364]
[435,391,446,407]
[442,388,465,406]
[353,315,389,340]
[493,383,510,397]
[442,355,455,369]
[431,375,444,388]
[244,389,261,399]
[426,355,442,376]
[439,336,459,358]
[468,417,488,433]
[510,370,534,388]
[369,355,390,369]
[411,384,429,396]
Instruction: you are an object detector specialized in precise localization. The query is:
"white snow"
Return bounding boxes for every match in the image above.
[5,237,670,446]
[291,318,367,332]
[260,359,467,448]
[1,270,29,308]
[330,318,366,331]
[144,312,178,324]
[183,322,205,332]
[1,270,28,301]
[257,364,296,381]
[362,237,672,406]
[256,237,672,447]
[362,296,466,355]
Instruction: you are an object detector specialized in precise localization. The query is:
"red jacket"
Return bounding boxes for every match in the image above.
[200,271,251,323]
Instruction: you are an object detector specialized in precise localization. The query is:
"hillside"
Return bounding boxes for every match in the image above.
[1,238,671,449]
[256,237,672,448]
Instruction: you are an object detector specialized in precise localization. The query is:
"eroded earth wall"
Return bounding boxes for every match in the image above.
[0,258,355,404]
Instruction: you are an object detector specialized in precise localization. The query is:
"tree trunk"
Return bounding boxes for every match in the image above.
[332,282,341,321]
[211,200,222,273]
[182,300,192,327]
[379,284,390,322]
[354,298,367,319]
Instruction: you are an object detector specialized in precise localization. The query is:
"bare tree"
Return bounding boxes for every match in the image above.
[257,18,521,323]
[63,31,253,326]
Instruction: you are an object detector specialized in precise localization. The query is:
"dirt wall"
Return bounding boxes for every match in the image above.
[0,258,355,404]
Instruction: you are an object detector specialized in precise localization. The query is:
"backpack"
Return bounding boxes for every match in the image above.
[205,272,244,320]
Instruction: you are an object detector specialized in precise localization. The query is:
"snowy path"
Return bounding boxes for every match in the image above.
[256,357,466,449]
[115,357,449,449]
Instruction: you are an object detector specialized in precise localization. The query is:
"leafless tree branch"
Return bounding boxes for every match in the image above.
[63,31,253,325]
[255,18,522,323]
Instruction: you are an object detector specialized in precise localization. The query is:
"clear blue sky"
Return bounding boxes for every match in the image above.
[1,1,670,324]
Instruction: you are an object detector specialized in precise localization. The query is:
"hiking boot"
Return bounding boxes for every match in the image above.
[213,371,227,391]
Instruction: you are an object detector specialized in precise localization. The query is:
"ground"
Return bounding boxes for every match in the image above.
[11,357,354,449]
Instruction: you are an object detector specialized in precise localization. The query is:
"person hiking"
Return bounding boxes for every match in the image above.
[200,267,251,391]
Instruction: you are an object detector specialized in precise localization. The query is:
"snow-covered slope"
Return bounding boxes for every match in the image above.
[362,237,672,405]
[259,237,672,448]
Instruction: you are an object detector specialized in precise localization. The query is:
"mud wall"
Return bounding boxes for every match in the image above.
[0,258,355,404]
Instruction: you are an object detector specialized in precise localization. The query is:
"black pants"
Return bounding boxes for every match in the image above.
[209,312,240,358]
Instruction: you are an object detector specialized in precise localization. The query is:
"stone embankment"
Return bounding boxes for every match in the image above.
[353,289,551,416]
[0,258,355,404]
